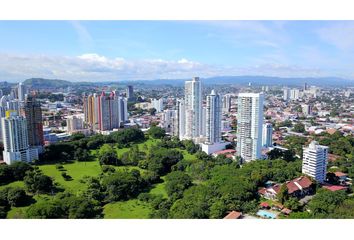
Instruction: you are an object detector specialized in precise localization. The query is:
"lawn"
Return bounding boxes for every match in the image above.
[39,160,102,194]
[0,181,25,190]
[149,177,168,198]
[103,199,152,219]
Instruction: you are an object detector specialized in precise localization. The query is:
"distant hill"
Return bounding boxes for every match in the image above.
[16,75,354,89]
[23,78,73,89]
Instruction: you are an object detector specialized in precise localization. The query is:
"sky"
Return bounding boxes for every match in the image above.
[1,20,354,82]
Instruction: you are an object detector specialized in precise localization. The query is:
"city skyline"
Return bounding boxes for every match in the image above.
[2,21,354,81]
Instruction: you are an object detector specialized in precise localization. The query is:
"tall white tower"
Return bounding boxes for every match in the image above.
[302,141,328,183]
[18,82,27,102]
[262,123,273,147]
[236,92,264,162]
[2,111,38,164]
[205,90,221,144]
[183,77,202,140]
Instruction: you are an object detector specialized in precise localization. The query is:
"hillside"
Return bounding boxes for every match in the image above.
[23,78,73,89]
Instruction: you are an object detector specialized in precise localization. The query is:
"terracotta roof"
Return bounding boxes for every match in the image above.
[322,185,347,192]
[281,208,292,215]
[214,149,236,155]
[260,202,270,208]
[334,172,348,177]
[286,176,313,194]
[223,211,242,219]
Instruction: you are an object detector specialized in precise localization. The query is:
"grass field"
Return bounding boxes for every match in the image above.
[2,137,196,219]
[0,181,25,190]
[103,199,152,219]
[149,177,168,198]
[39,160,102,194]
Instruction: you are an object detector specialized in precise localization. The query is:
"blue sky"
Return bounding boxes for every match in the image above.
[1,21,354,81]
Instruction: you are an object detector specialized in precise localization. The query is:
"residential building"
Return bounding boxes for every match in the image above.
[21,96,44,153]
[18,82,27,102]
[67,115,84,133]
[126,85,134,101]
[302,141,329,183]
[181,77,202,140]
[151,98,164,113]
[302,104,312,116]
[1,111,38,164]
[262,123,273,147]
[236,92,264,162]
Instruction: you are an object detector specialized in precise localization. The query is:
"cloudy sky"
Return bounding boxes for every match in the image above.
[1,20,354,82]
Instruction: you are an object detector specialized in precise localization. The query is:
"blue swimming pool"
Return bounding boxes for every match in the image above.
[257,210,277,219]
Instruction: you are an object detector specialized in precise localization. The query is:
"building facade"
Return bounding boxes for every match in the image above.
[205,90,221,144]
[2,111,38,164]
[236,93,264,162]
[262,123,273,147]
[302,141,329,183]
[182,77,202,140]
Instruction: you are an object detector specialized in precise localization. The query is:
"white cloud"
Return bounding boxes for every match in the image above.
[0,53,351,82]
[317,21,354,50]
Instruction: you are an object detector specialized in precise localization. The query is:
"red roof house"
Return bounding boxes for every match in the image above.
[223,211,242,219]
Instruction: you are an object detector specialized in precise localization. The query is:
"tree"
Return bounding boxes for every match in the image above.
[24,169,54,194]
[277,183,288,204]
[308,189,347,218]
[147,148,184,175]
[7,187,28,207]
[102,170,147,201]
[267,148,283,160]
[284,197,301,211]
[147,126,166,139]
[26,201,65,219]
[99,152,121,166]
[165,171,193,200]
[74,148,91,162]
[293,123,305,133]
[148,108,157,116]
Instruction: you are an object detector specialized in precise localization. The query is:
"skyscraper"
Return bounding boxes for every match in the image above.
[290,89,300,100]
[18,82,27,102]
[83,91,128,131]
[22,96,44,152]
[152,98,164,113]
[2,111,38,164]
[205,90,221,144]
[283,88,290,101]
[302,104,312,116]
[262,123,273,147]
[183,77,202,140]
[236,93,264,162]
[302,141,328,183]
[222,94,232,113]
[126,85,134,101]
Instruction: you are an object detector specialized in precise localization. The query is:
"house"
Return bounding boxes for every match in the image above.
[322,184,348,192]
[281,208,292,215]
[286,176,314,198]
[259,202,270,209]
[258,184,281,200]
[258,176,314,200]
[223,211,242,219]
[212,149,236,159]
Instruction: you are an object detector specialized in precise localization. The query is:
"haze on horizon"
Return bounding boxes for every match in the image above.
[1,20,354,82]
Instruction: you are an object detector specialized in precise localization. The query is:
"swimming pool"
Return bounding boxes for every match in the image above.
[257,210,277,219]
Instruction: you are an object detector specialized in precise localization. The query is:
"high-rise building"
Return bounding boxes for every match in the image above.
[290,89,300,100]
[262,123,273,147]
[22,96,44,152]
[151,98,164,113]
[1,111,38,164]
[304,82,308,91]
[205,90,221,144]
[302,104,312,116]
[67,115,84,133]
[200,106,207,137]
[176,99,185,139]
[236,93,264,162]
[83,91,128,132]
[283,88,290,101]
[222,94,232,113]
[160,109,177,134]
[18,82,27,102]
[182,77,202,140]
[126,85,134,101]
[302,141,328,183]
